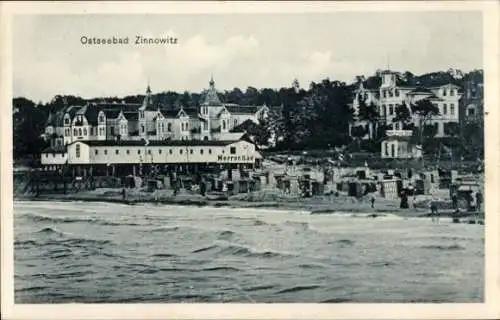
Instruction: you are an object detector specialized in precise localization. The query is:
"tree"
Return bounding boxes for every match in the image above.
[411,99,440,145]
[393,103,411,124]
[230,119,271,147]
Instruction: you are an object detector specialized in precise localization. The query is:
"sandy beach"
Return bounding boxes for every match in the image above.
[14,187,483,222]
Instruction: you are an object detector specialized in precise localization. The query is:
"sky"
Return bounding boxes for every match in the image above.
[12,12,482,103]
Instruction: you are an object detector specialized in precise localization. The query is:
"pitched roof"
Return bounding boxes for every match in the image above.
[159,109,181,118]
[202,77,222,106]
[104,109,121,119]
[41,145,67,154]
[224,105,260,115]
[407,87,434,95]
[69,139,247,147]
[183,108,199,117]
[124,112,139,121]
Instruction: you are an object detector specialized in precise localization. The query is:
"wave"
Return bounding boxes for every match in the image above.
[14,239,38,246]
[150,225,181,232]
[329,239,355,246]
[22,213,141,227]
[217,244,295,259]
[276,284,322,294]
[151,253,178,258]
[216,230,235,240]
[243,284,275,292]
[421,244,465,251]
[191,245,218,253]
[34,227,65,236]
[201,266,240,272]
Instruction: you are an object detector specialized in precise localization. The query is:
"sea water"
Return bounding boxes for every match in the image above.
[14,201,484,303]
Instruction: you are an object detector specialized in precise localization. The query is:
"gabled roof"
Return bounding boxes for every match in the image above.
[41,145,67,154]
[183,108,199,117]
[224,105,260,115]
[103,109,121,119]
[407,87,434,95]
[202,76,222,106]
[159,109,181,118]
[69,139,249,147]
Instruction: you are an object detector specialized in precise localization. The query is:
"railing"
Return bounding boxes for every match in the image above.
[386,130,413,137]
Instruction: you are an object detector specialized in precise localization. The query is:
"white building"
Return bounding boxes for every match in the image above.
[350,70,462,158]
[43,77,270,148]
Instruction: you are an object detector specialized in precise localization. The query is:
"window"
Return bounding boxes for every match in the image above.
[90,127,93,135]
[104,150,108,155]
[158,149,162,154]
[203,122,208,130]
[443,104,447,115]
[138,150,141,154]
[185,123,189,131]
[161,123,164,132]
[99,115,104,123]
[79,128,82,136]
[443,89,447,96]
[468,108,475,116]
[209,149,212,154]
[450,89,455,96]
[76,144,81,158]
[450,104,455,115]
[180,149,183,154]
[200,149,204,155]
[95,150,99,155]
[395,89,400,97]
[190,149,193,154]
[382,90,386,98]
[168,123,172,132]
[83,128,87,135]
[65,118,70,125]
[222,120,226,130]
[140,111,144,119]
[115,149,119,155]
[148,150,151,155]
[45,154,48,158]
[389,105,394,116]
[230,146,236,154]
[169,149,172,154]
[141,125,145,133]
[234,119,238,126]
[126,150,130,155]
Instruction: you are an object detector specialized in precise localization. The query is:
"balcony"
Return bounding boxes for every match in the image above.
[386,129,412,137]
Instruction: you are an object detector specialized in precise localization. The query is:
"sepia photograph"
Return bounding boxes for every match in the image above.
[1,1,499,319]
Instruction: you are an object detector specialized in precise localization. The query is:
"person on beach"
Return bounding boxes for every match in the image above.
[430,201,439,223]
[370,194,376,209]
[400,190,409,209]
[451,192,458,210]
[475,191,483,212]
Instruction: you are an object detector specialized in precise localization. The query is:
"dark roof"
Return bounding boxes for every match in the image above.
[41,146,67,154]
[407,87,434,95]
[124,112,139,121]
[224,105,259,114]
[65,105,82,119]
[183,108,199,117]
[69,139,248,147]
[84,104,100,125]
[160,109,181,118]
[104,109,121,119]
